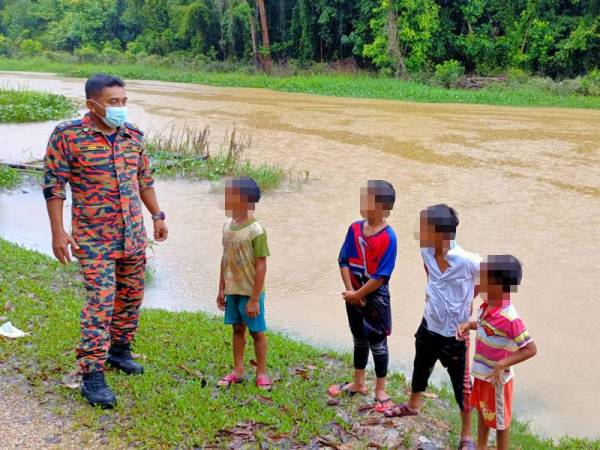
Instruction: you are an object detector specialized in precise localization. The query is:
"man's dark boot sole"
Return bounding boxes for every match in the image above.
[106,359,144,375]
[86,398,116,409]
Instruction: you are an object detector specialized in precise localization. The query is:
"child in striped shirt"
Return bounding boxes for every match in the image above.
[457,255,537,450]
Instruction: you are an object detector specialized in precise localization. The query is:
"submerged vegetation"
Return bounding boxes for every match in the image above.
[2,238,598,448]
[146,124,284,191]
[0,88,76,123]
[0,165,21,189]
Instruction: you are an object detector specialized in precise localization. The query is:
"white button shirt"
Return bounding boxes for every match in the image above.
[421,241,482,337]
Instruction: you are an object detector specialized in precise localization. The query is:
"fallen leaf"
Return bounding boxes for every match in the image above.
[326,398,340,407]
[250,359,258,367]
[257,395,274,405]
[315,436,339,449]
[423,392,438,399]
[305,364,317,370]
[358,403,374,412]
[60,381,80,390]
[294,368,310,380]
[4,301,14,312]
[359,417,383,427]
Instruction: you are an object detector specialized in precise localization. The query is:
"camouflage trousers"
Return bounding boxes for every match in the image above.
[77,252,146,373]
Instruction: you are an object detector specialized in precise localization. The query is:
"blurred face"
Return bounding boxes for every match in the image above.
[86,85,127,118]
[477,265,505,303]
[419,213,437,248]
[224,186,253,217]
[360,188,388,221]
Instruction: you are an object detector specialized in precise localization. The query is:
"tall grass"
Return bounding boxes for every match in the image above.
[145,124,284,191]
[2,56,600,109]
[0,87,76,122]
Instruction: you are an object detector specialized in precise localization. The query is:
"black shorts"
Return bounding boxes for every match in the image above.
[411,318,472,412]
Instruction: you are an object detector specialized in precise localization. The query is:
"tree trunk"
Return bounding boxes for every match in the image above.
[256,0,272,73]
[246,1,260,69]
[386,4,406,78]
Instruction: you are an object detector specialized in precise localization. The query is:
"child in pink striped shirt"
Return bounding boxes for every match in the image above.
[457,255,537,450]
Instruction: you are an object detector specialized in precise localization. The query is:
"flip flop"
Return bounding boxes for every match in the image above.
[458,438,476,450]
[383,402,419,418]
[256,374,273,391]
[374,397,393,413]
[217,372,244,388]
[327,382,368,397]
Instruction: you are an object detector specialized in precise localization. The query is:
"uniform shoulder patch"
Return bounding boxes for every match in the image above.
[55,119,83,131]
[124,122,144,136]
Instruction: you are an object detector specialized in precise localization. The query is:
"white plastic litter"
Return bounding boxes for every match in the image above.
[0,321,29,338]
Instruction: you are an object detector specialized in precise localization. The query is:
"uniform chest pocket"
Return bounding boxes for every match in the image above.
[122,145,142,174]
[76,144,113,168]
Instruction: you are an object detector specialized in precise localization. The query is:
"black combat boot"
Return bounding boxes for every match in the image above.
[81,371,116,408]
[107,342,144,375]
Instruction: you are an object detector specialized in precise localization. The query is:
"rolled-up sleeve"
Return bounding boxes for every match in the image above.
[43,128,71,201]
[138,146,154,191]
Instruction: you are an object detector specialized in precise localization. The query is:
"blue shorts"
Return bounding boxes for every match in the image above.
[224,292,267,333]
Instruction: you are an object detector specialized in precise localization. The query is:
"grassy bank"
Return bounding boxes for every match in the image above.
[0,87,76,122]
[0,238,596,449]
[2,56,600,109]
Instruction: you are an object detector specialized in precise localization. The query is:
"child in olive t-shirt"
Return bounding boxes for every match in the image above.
[216,177,271,390]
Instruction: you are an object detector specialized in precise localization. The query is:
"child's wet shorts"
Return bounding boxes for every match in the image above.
[471,378,513,430]
[224,292,266,333]
[411,318,471,412]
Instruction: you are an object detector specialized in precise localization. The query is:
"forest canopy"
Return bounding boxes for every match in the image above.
[1,0,599,79]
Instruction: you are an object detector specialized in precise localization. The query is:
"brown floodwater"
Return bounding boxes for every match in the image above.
[1,71,599,439]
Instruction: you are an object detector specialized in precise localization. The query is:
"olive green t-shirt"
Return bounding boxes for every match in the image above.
[222,218,269,296]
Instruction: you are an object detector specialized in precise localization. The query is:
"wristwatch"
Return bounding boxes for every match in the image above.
[151,211,166,221]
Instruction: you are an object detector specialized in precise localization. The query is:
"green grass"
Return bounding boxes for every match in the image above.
[0,166,21,189]
[0,87,76,122]
[2,56,600,109]
[1,239,597,448]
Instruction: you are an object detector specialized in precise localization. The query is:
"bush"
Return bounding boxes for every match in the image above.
[73,45,99,63]
[433,59,464,88]
[506,67,529,84]
[581,69,600,96]
[0,34,15,56]
[19,39,43,56]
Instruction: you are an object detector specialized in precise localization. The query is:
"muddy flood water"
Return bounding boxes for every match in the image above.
[1,72,599,439]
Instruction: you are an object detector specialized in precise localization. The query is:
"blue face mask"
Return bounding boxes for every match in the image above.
[91,101,127,128]
[102,106,127,129]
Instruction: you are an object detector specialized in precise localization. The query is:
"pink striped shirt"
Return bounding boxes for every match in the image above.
[472,301,533,384]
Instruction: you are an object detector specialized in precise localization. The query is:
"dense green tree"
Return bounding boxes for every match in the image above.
[0,0,598,78]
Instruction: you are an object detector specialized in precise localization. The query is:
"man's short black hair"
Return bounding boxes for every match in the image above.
[485,255,523,293]
[423,203,459,238]
[367,180,395,210]
[85,74,125,99]
[229,176,261,203]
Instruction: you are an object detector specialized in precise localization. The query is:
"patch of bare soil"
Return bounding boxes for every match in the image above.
[0,365,111,450]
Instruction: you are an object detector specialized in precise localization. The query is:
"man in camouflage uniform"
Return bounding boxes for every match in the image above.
[43,74,168,408]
